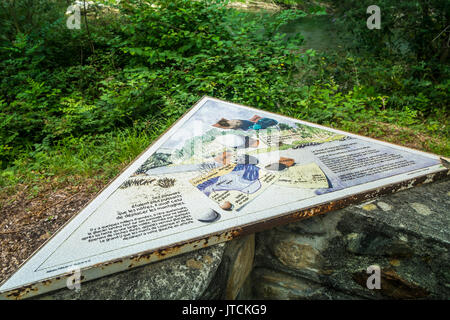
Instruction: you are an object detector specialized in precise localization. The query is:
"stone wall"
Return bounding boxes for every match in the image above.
[37,178,449,300]
[246,178,450,299]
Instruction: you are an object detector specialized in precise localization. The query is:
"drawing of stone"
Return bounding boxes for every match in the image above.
[265,163,287,171]
[220,201,233,211]
[264,157,295,171]
[279,157,295,168]
[197,209,220,223]
[233,154,259,165]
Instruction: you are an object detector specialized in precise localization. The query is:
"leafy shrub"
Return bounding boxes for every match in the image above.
[0,0,448,184]
[0,0,308,168]
[327,0,450,61]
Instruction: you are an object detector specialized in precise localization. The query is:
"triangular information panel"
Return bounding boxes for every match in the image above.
[1,97,447,299]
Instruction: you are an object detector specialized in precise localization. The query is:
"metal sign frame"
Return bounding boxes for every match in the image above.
[1,96,448,299]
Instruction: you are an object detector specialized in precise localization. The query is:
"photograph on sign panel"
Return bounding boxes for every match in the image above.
[119,98,439,224]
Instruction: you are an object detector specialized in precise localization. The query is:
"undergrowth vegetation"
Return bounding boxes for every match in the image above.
[0,0,448,195]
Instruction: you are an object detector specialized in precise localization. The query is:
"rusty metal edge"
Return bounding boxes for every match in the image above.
[0,96,207,292]
[2,167,448,300]
[1,96,448,299]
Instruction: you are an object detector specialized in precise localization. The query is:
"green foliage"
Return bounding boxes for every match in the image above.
[0,0,307,169]
[117,0,306,108]
[323,0,449,118]
[0,0,448,192]
[0,126,155,190]
[313,51,450,116]
[268,0,326,14]
[328,0,450,62]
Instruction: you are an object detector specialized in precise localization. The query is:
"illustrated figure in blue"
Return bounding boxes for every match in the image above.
[196,164,261,197]
[212,115,278,131]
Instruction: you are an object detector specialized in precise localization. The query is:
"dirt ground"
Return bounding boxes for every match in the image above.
[0,179,105,285]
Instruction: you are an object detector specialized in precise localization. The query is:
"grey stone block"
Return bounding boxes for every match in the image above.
[253,178,450,299]
[251,267,359,300]
[36,243,226,300]
[33,178,450,300]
